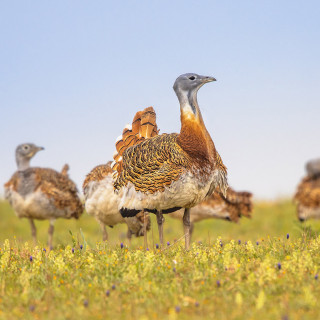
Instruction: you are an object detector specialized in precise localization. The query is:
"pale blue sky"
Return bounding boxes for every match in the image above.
[1,1,319,199]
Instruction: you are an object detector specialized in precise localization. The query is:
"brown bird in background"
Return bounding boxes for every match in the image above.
[4,143,83,248]
[112,73,228,250]
[294,159,320,221]
[83,161,150,242]
[169,187,252,238]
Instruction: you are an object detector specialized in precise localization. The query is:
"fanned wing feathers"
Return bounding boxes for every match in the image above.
[112,107,159,178]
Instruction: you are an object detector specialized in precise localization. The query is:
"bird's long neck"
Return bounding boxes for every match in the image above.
[176,89,216,162]
[16,156,31,171]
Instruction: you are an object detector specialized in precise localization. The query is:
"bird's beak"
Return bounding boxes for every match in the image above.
[37,146,45,152]
[201,76,217,83]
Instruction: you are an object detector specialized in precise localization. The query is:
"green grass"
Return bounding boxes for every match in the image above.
[1,199,320,319]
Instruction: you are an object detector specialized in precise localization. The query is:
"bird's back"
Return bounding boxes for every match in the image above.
[294,176,320,208]
[114,133,192,194]
[4,167,83,220]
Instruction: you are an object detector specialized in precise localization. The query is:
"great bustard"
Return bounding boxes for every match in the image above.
[294,159,320,221]
[112,73,228,250]
[83,161,150,242]
[169,187,252,238]
[4,143,83,248]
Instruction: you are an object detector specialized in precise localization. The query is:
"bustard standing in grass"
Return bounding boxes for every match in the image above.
[169,186,252,238]
[294,159,320,221]
[113,73,228,250]
[4,143,83,248]
[83,161,150,243]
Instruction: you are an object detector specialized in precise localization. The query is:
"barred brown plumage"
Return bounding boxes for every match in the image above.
[83,162,151,242]
[294,160,320,221]
[169,187,252,238]
[4,143,83,248]
[113,73,228,250]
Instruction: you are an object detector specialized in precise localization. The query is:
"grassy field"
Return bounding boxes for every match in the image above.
[1,199,320,319]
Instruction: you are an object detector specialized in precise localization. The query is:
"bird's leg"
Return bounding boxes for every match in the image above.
[183,208,191,250]
[48,219,55,250]
[156,211,164,246]
[126,227,132,246]
[98,221,108,241]
[143,210,148,250]
[29,219,37,245]
[189,222,194,240]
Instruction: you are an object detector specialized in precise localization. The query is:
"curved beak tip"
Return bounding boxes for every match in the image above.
[205,76,217,83]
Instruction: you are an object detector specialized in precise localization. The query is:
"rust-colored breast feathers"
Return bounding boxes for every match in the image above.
[294,176,320,208]
[114,133,192,194]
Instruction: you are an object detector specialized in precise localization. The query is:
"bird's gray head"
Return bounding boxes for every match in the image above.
[173,73,216,93]
[15,143,44,170]
[173,73,216,115]
[306,159,320,178]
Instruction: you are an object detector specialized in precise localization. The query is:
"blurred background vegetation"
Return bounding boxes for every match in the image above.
[1,199,319,248]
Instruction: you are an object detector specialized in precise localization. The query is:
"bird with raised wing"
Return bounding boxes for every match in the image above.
[4,143,83,248]
[113,73,228,249]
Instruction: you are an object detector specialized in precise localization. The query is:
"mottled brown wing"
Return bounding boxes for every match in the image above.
[5,167,83,218]
[294,176,320,208]
[82,161,113,192]
[114,133,192,194]
[201,186,252,222]
[222,187,253,218]
[35,168,83,217]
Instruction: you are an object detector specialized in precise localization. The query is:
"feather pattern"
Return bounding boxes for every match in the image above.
[112,107,159,178]
[83,162,151,237]
[170,187,252,223]
[113,108,227,215]
[4,167,83,220]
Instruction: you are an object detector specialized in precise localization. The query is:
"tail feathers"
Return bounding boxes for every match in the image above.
[112,107,159,178]
[61,164,70,177]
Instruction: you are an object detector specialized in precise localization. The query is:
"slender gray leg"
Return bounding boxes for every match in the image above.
[183,208,191,250]
[48,219,55,250]
[143,211,148,250]
[189,222,194,240]
[156,211,164,246]
[99,221,108,241]
[127,227,133,243]
[29,219,37,245]
[127,229,132,246]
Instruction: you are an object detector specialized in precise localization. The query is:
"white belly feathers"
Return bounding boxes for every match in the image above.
[118,170,219,212]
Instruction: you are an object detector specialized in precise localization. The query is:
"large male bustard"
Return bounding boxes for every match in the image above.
[112,73,228,250]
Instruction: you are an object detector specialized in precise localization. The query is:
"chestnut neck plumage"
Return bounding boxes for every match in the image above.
[176,87,216,163]
[16,155,31,171]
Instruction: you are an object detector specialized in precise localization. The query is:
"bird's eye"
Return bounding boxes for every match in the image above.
[189,76,196,80]
[24,145,29,150]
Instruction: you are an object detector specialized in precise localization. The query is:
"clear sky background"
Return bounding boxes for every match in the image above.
[0,1,319,199]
